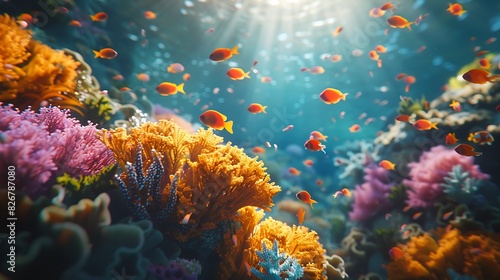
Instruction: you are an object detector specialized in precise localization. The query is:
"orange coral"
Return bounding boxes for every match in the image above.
[386,228,500,280]
[0,14,84,115]
[98,120,281,241]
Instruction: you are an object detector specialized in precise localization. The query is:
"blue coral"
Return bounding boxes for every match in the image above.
[440,164,481,204]
[251,240,304,280]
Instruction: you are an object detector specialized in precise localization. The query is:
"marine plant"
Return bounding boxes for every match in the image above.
[397,96,428,115]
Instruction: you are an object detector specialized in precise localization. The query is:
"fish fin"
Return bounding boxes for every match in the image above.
[224,120,234,134]
[92,50,100,58]
[431,122,438,130]
[488,75,500,82]
[406,22,414,31]
[244,71,250,79]
[177,83,185,94]
[231,45,239,55]
[309,199,318,208]
[262,106,267,114]
[90,15,96,21]
[341,93,348,101]
[467,133,474,142]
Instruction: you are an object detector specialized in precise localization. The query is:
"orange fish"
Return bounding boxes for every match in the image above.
[304,139,326,154]
[341,188,351,197]
[447,3,466,16]
[462,69,500,84]
[296,207,305,225]
[226,68,250,80]
[247,103,267,114]
[412,211,423,220]
[93,48,118,59]
[478,58,491,69]
[330,54,342,62]
[395,73,407,80]
[136,73,150,82]
[380,2,395,11]
[260,76,273,83]
[454,144,482,156]
[144,11,156,20]
[369,50,379,61]
[17,13,33,24]
[209,45,239,62]
[199,110,233,134]
[310,131,328,141]
[183,73,191,81]
[232,234,238,247]
[156,82,185,95]
[252,146,266,154]
[90,12,108,22]
[476,50,488,57]
[296,190,318,208]
[303,159,314,166]
[349,124,360,133]
[375,45,387,53]
[442,211,453,220]
[180,213,192,224]
[369,8,386,18]
[333,26,343,36]
[388,247,404,259]
[468,131,494,145]
[288,167,301,176]
[319,88,348,104]
[68,20,82,27]
[387,15,413,30]
[315,179,323,186]
[395,114,411,122]
[413,119,438,130]
[120,87,131,92]
[445,133,459,145]
[167,63,185,74]
[379,160,396,170]
[449,100,461,112]
[112,74,124,80]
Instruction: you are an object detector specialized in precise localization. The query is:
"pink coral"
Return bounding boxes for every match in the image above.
[404,145,490,209]
[349,165,395,222]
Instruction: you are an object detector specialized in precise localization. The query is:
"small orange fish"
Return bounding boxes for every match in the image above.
[445,133,459,145]
[310,131,328,141]
[369,8,386,18]
[136,73,150,82]
[413,119,438,130]
[388,247,404,259]
[380,2,395,11]
[447,3,466,16]
[341,188,351,197]
[296,190,318,208]
[375,45,387,53]
[144,11,156,20]
[387,15,413,30]
[247,103,267,114]
[296,207,305,225]
[333,26,343,36]
[307,66,325,75]
[315,179,323,186]
[468,131,494,145]
[167,63,185,74]
[330,54,342,62]
[449,100,461,112]
[369,50,379,61]
[252,146,266,154]
[395,114,411,122]
[395,73,407,80]
[303,159,314,166]
[209,45,239,62]
[288,167,301,176]
[349,124,360,133]
[199,110,233,134]
[412,211,423,220]
[93,48,118,59]
[183,73,191,81]
[304,139,326,154]
[112,74,124,80]
[232,234,238,246]
[454,144,482,157]
[462,69,500,84]
[282,125,294,132]
[226,68,250,80]
[476,50,488,57]
[319,88,348,104]
[442,211,453,220]
[180,213,192,224]
[156,82,185,95]
[478,58,491,69]
[120,87,131,92]
[68,20,82,27]
[379,160,396,170]
[90,12,108,22]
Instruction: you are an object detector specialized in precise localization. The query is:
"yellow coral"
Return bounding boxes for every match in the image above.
[386,229,500,280]
[245,217,326,280]
[98,120,281,241]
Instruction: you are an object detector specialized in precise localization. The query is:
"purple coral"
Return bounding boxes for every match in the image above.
[0,104,115,198]
[403,145,490,209]
[349,165,395,222]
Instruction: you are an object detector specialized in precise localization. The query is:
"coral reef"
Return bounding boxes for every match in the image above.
[251,240,304,280]
[333,140,381,183]
[349,165,395,222]
[440,165,480,204]
[98,120,281,241]
[386,228,500,280]
[325,254,349,279]
[403,146,490,209]
[0,104,115,198]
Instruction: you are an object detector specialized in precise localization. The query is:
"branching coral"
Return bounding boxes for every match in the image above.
[98,120,281,241]
[386,228,500,280]
[403,145,490,209]
[440,165,480,204]
[333,140,381,182]
[0,104,115,198]
[251,240,304,280]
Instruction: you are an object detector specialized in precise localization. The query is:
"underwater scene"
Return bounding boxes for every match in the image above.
[1,0,500,279]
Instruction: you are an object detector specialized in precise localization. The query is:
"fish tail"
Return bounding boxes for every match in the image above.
[406,22,413,31]
[488,75,500,82]
[467,133,475,142]
[90,15,96,21]
[231,45,239,55]
[224,120,234,134]
[244,71,250,79]
[177,83,185,94]
[92,50,100,58]
[431,122,438,130]
[261,106,267,114]
[309,199,318,208]
[341,93,348,101]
